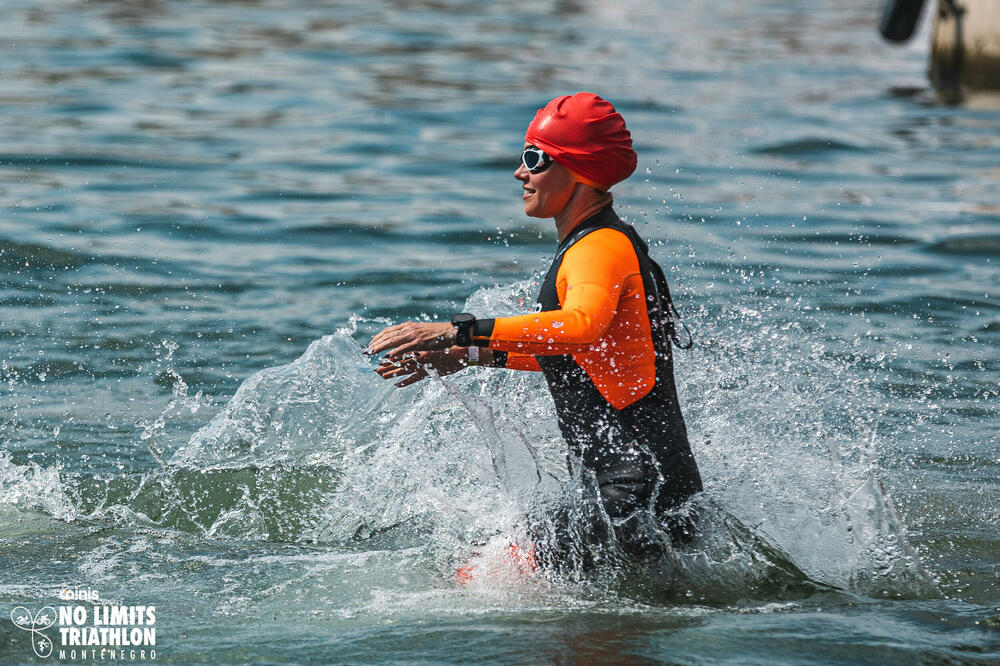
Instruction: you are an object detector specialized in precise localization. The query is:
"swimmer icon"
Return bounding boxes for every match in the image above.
[10,605,57,658]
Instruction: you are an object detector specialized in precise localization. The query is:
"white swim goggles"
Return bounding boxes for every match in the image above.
[521,146,554,173]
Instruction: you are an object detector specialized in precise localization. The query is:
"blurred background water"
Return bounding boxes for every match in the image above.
[0,0,998,663]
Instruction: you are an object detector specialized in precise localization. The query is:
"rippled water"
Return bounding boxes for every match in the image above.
[1,0,998,663]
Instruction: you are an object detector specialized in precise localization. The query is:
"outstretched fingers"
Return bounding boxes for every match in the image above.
[375,357,427,387]
[394,370,428,387]
[365,323,409,356]
[365,321,456,359]
[376,356,416,377]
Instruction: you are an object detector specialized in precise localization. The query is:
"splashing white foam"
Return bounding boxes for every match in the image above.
[162,276,938,601]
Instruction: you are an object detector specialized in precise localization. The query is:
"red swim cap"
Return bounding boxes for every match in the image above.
[525,92,637,191]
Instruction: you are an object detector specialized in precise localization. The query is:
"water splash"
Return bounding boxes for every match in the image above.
[0,278,939,602]
[0,453,77,523]
[678,279,941,598]
[174,328,392,469]
[136,339,208,467]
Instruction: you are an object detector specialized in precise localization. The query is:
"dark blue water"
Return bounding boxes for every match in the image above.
[1,0,998,663]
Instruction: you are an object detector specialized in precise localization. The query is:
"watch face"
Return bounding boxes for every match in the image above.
[452,313,475,325]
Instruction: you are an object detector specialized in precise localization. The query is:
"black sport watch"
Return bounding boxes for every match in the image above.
[451,313,476,347]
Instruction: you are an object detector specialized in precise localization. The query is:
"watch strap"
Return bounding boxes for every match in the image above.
[451,313,475,346]
[472,318,494,346]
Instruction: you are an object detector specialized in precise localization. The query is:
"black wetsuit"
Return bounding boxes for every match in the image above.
[479,207,702,559]
[535,209,702,524]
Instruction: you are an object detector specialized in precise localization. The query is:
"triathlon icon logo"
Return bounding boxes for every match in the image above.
[10,606,56,658]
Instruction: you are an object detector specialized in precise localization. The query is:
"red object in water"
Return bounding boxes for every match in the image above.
[505,543,538,574]
[455,543,537,584]
[455,561,476,584]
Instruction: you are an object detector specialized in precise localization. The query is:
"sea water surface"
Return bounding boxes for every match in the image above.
[1,0,998,663]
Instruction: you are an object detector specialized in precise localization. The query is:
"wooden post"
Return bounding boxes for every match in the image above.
[930,0,1000,92]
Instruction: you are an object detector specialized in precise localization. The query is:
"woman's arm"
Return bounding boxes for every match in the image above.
[475,229,639,356]
[374,346,540,387]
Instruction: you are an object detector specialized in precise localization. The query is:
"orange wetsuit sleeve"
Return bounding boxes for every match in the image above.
[503,352,542,371]
[475,228,639,356]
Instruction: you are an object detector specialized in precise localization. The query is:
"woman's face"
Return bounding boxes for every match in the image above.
[514,145,577,219]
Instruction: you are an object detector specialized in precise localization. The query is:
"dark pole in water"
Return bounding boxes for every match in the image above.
[930,0,967,101]
[880,0,927,42]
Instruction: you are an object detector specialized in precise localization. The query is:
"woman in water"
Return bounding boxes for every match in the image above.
[366,93,702,564]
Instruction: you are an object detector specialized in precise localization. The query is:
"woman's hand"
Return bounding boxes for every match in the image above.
[365,321,456,359]
[375,348,470,387]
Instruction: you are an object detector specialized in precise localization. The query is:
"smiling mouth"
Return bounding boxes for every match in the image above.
[523,187,535,199]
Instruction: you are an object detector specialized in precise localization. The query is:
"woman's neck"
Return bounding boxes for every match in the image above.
[554,186,614,242]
